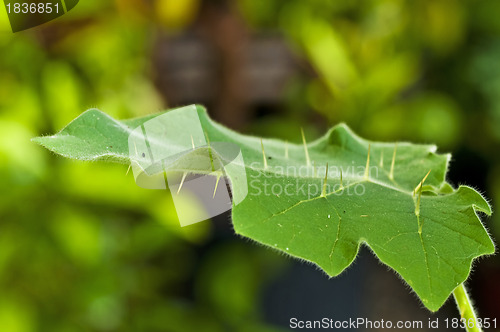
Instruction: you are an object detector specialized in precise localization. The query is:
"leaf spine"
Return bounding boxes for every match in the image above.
[177,172,187,194]
[213,174,221,198]
[321,163,329,197]
[301,127,311,167]
[414,169,432,196]
[389,143,397,180]
[261,139,268,169]
[415,169,431,219]
[364,144,371,180]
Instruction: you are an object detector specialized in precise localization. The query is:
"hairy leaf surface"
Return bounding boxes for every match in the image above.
[33,105,494,311]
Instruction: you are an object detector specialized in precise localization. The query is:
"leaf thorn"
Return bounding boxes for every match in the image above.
[204,130,211,145]
[415,170,431,218]
[321,163,329,197]
[301,127,311,167]
[414,169,432,196]
[133,141,138,157]
[364,144,371,180]
[389,143,397,180]
[261,139,268,169]
[177,172,187,194]
[213,174,221,198]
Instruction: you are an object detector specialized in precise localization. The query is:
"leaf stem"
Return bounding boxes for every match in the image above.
[453,283,482,332]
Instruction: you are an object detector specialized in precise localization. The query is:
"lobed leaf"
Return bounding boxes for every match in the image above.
[33,105,494,311]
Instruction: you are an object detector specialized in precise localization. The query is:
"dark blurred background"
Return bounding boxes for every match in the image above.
[1,0,500,331]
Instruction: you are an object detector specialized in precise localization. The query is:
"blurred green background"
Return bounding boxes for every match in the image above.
[1,0,500,331]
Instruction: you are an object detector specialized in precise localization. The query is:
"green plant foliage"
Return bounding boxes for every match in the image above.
[33,105,494,312]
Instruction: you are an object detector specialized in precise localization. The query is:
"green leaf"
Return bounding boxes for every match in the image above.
[32,109,158,163]
[33,105,494,311]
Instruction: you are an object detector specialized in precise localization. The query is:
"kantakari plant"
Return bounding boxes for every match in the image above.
[33,105,495,332]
